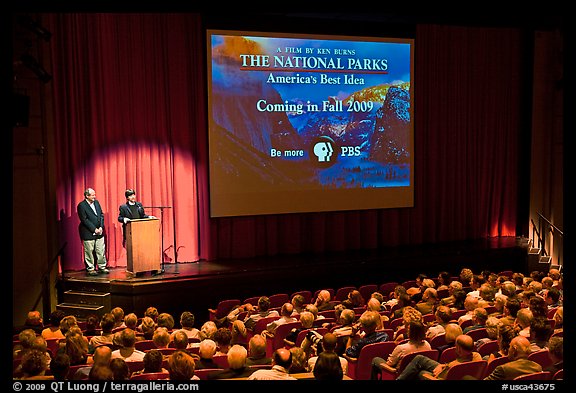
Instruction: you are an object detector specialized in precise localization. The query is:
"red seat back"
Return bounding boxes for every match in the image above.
[130,372,170,380]
[527,349,553,369]
[514,371,552,381]
[354,341,396,380]
[483,356,510,378]
[444,360,487,380]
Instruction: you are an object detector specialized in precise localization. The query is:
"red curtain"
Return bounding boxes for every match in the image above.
[48,13,206,269]
[47,15,521,270]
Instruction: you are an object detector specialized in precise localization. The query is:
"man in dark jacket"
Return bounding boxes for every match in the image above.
[117,189,155,245]
[77,188,109,276]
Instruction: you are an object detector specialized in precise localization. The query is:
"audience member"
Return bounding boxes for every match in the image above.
[168,350,199,380]
[450,289,468,311]
[288,346,309,373]
[499,297,521,326]
[173,311,200,341]
[83,314,101,337]
[490,293,507,318]
[425,305,452,340]
[415,287,438,316]
[344,311,388,359]
[283,311,314,347]
[143,306,159,323]
[89,313,115,350]
[466,274,485,300]
[208,344,255,379]
[308,332,348,374]
[331,308,355,344]
[171,330,189,351]
[371,320,430,378]
[436,271,451,291]
[110,358,131,380]
[457,295,479,325]
[50,353,70,380]
[248,348,297,380]
[552,306,563,335]
[499,281,518,298]
[341,289,365,310]
[459,268,474,286]
[18,349,51,380]
[123,313,139,332]
[484,323,517,361]
[264,302,297,336]
[544,287,561,309]
[392,292,413,320]
[41,310,66,340]
[14,310,44,335]
[290,294,306,315]
[213,327,233,355]
[483,336,542,380]
[475,316,501,349]
[198,321,218,340]
[13,328,38,360]
[245,334,272,366]
[544,337,563,375]
[132,349,168,375]
[384,285,407,309]
[527,296,547,319]
[221,302,254,326]
[111,328,145,362]
[139,317,156,340]
[515,308,533,338]
[436,323,463,353]
[314,289,334,312]
[152,327,171,350]
[528,317,553,352]
[463,307,488,334]
[230,319,247,346]
[61,330,89,366]
[366,298,389,329]
[156,312,175,331]
[194,339,219,369]
[313,352,344,380]
[88,364,113,380]
[243,296,280,330]
[440,281,462,306]
[397,334,481,380]
[110,307,125,330]
[73,345,112,380]
[392,305,422,343]
[511,273,524,291]
[478,282,496,306]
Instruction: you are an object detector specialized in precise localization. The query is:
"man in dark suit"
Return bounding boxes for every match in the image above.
[117,189,155,245]
[77,188,109,276]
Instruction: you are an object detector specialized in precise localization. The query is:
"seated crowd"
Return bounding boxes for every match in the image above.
[12,266,563,381]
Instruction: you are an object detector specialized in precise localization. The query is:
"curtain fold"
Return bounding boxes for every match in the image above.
[47,15,521,270]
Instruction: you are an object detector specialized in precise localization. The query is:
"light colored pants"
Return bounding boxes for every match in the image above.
[83,237,107,271]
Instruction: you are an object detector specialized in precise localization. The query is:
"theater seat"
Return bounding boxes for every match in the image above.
[130,372,169,380]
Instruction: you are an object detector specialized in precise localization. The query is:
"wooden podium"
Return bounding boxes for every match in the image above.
[126,218,161,275]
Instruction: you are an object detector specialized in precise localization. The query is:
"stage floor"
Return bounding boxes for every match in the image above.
[62,236,523,282]
[57,236,527,322]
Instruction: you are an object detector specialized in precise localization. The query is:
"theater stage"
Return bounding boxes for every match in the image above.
[56,236,528,324]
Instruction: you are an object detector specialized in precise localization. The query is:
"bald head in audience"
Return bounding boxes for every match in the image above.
[248,334,267,359]
[273,348,292,370]
[508,336,532,360]
[227,344,248,370]
[94,345,112,364]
